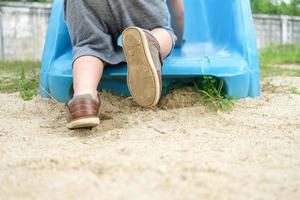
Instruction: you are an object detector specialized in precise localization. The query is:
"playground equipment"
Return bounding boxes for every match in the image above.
[40,0,260,103]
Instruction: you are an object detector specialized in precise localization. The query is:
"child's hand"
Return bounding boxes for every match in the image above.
[167,0,184,47]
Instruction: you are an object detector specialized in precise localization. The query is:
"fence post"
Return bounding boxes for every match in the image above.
[281,15,289,45]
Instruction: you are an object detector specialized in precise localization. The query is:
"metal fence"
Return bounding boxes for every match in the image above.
[0,2,300,61]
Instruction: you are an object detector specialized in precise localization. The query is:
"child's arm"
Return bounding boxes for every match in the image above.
[167,0,184,47]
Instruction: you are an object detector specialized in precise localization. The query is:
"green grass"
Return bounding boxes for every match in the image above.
[260,44,300,77]
[289,87,300,95]
[260,44,300,64]
[260,65,300,77]
[0,61,40,74]
[0,61,40,101]
[193,77,237,112]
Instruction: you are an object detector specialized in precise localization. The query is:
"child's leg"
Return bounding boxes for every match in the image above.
[72,56,104,100]
[150,28,173,59]
[122,26,174,107]
[65,56,103,129]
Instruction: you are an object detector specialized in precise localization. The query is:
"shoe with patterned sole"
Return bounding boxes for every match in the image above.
[122,27,163,108]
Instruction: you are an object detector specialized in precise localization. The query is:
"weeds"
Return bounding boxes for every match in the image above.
[0,61,39,101]
[289,87,300,95]
[193,76,236,112]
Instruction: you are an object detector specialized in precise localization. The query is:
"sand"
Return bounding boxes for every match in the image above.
[0,76,299,200]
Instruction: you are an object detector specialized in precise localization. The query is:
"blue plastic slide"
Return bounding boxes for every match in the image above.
[40,0,260,103]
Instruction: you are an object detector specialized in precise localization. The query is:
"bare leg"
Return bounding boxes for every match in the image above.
[150,28,173,59]
[72,56,104,100]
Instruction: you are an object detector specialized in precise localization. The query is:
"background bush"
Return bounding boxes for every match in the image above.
[251,0,300,16]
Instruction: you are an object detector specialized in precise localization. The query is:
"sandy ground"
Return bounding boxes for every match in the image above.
[0,76,300,200]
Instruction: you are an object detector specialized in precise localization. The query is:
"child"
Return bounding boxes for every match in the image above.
[64,0,184,129]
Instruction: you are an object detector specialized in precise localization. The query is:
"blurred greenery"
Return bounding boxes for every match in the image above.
[260,44,300,77]
[260,44,300,64]
[251,0,300,16]
[0,61,40,101]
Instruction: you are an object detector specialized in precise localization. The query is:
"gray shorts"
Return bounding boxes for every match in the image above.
[64,0,176,65]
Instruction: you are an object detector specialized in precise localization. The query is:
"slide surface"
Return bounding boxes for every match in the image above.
[40,0,260,103]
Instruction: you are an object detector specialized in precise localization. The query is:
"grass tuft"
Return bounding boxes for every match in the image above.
[193,76,236,112]
[289,87,300,95]
[0,61,40,101]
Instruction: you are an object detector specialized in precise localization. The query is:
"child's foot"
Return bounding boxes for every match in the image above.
[122,27,163,107]
[65,93,101,129]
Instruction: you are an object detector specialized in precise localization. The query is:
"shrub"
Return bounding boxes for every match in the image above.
[251,0,300,16]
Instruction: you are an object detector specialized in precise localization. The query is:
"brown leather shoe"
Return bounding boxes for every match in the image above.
[65,93,101,129]
[122,27,163,107]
